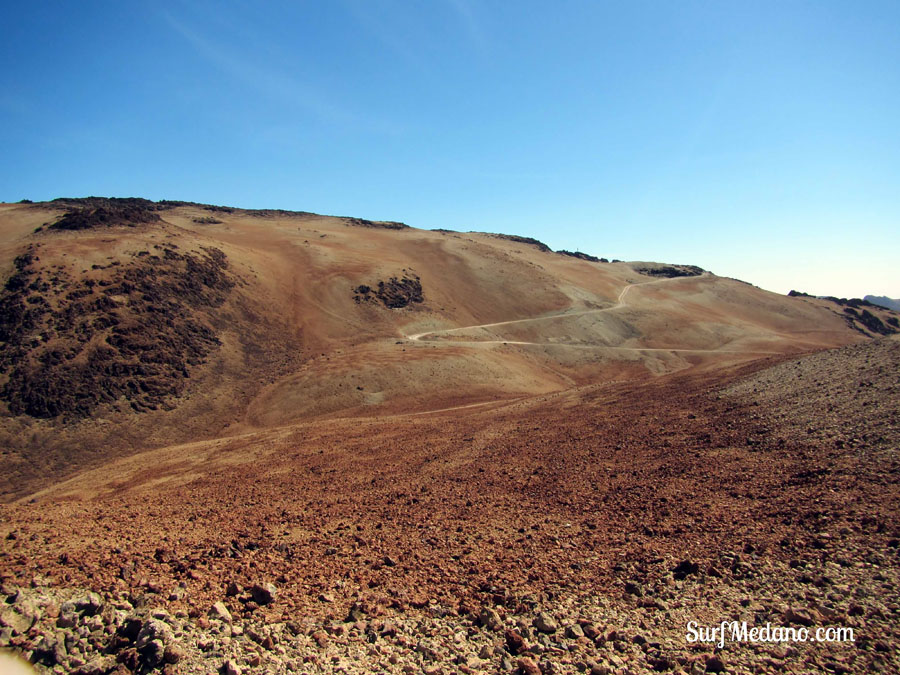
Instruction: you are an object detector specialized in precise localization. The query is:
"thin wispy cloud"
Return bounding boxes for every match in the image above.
[336,0,435,78]
[160,10,355,127]
[338,0,490,77]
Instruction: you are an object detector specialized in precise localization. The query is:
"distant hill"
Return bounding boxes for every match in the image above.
[865,295,900,311]
[0,197,893,498]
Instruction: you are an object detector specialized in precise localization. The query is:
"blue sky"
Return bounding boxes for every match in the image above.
[2,1,898,297]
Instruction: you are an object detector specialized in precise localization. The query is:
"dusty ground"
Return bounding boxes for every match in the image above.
[1,338,898,674]
[0,201,898,674]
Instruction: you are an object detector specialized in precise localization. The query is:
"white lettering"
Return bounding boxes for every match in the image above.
[686,621,855,645]
[686,621,699,643]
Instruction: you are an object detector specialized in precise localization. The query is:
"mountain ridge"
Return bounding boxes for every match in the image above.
[865,294,900,311]
[0,198,895,499]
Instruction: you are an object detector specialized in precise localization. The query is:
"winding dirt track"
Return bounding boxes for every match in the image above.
[405,275,673,342]
[404,274,778,354]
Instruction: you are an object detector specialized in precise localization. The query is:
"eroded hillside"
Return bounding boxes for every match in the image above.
[0,199,896,498]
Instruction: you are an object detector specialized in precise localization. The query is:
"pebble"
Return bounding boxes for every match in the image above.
[479,607,503,631]
[533,612,558,634]
[505,629,528,655]
[565,624,584,639]
[517,656,542,675]
[705,654,726,673]
[209,602,232,623]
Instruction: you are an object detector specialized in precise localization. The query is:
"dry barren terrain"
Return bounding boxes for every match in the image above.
[0,200,897,674]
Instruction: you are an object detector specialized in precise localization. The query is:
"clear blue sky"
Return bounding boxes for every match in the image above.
[2,1,898,297]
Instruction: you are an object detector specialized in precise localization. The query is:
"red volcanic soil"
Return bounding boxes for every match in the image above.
[1,201,898,673]
[1,339,898,674]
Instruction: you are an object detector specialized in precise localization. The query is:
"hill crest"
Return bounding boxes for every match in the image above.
[0,197,896,499]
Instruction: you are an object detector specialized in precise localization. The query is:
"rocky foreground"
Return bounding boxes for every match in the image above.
[1,339,899,674]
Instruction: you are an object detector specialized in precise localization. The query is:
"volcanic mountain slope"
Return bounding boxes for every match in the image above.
[0,198,896,499]
[1,335,898,674]
[0,199,899,674]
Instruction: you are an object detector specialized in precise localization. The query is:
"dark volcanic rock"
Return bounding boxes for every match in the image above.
[847,308,896,335]
[789,290,898,335]
[632,264,704,278]
[557,250,604,262]
[485,233,551,252]
[0,245,234,418]
[672,560,699,580]
[344,217,408,230]
[46,198,166,231]
[250,583,276,605]
[354,276,423,309]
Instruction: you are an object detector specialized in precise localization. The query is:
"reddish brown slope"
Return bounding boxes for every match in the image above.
[0,339,897,673]
[0,199,895,503]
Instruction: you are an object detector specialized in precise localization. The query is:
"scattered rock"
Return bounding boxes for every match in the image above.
[582,624,600,640]
[705,654,726,673]
[505,629,528,655]
[672,560,700,580]
[209,602,232,623]
[533,612,558,634]
[311,630,328,648]
[71,656,115,675]
[624,581,643,597]
[163,643,185,664]
[32,632,67,666]
[250,583,276,605]
[0,606,35,635]
[517,656,542,675]
[479,607,503,631]
[565,624,585,639]
[72,592,103,615]
[135,618,173,650]
[345,603,366,622]
[222,658,242,675]
[783,607,817,627]
[140,639,166,669]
